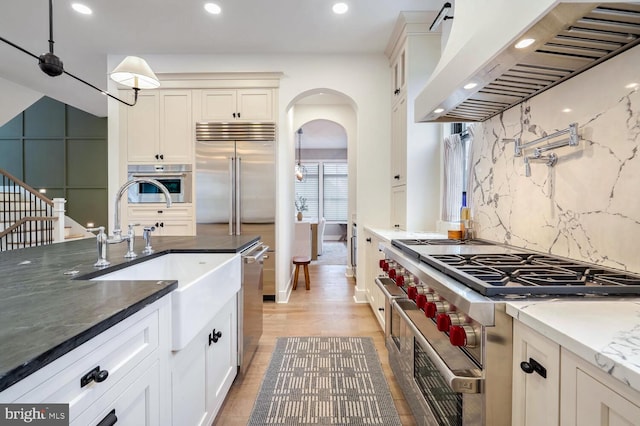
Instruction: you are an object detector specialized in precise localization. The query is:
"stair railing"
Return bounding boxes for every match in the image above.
[0,169,60,251]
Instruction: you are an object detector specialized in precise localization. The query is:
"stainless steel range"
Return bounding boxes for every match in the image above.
[376,238,640,426]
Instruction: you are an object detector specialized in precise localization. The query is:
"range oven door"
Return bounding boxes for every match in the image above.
[389,299,483,426]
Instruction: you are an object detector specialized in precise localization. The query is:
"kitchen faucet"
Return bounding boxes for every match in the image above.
[109,177,172,257]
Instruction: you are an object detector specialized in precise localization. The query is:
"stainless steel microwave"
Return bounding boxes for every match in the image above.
[127,164,192,203]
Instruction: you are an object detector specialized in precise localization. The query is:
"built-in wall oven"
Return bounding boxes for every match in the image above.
[127,164,192,203]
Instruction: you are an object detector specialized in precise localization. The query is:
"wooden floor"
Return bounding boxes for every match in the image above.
[213,263,417,425]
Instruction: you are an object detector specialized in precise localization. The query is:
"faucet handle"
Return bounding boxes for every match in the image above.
[86,227,110,267]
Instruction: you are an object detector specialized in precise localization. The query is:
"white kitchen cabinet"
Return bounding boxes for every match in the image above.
[126,205,195,236]
[123,90,193,164]
[560,348,640,426]
[390,186,407,231]
[385,12,441,231]
[391,94,407,187]
[171,294,237,426]
[199,88,273,122]
[512,321,560,426]
[0,296,171,426]
[364,229,386,330]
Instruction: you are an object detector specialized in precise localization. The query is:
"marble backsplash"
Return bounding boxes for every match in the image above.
[472,45,640,273]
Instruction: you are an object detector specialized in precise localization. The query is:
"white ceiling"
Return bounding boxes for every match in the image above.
[0,0,441,117]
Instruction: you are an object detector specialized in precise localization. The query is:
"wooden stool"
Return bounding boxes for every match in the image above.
[292,256,311,290]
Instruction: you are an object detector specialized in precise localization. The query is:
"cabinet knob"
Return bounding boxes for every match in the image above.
[233,112,236,118]
[96,409,117,426]
[209,329,223,345]
[366,237,372,243]
[237,112,241,118]
[520,358,547,378]
[159,154,164,160]
[80,366,109,387]
[394,174,400,180]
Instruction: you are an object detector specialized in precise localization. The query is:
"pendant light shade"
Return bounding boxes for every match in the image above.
[110,56,160,89]
[295,128,307,182]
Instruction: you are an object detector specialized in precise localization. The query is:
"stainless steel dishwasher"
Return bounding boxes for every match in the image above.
[239,242,268,374]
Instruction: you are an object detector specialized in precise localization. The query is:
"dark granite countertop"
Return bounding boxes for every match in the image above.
[0,234,259,393]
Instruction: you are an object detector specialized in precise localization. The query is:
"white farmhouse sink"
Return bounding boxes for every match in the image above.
[92,253,241,350]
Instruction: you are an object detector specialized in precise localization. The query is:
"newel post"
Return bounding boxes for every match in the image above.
[53,198,67,243]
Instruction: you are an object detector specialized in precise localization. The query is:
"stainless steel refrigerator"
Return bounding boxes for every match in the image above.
[195,122,276,299]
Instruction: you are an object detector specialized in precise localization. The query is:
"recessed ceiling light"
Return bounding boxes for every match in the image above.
[515,38,535,49]
[204,3,222,14]
[434,108,445,114]
[625,82,639,90]
[333,3,349,14]
[71,3,92,15]
[562,108,572,113]
[463,82,477,90]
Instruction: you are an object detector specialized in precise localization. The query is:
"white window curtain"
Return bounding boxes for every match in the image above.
[442,133,465,222]
[442,124,476,222]
[323,163,348,222]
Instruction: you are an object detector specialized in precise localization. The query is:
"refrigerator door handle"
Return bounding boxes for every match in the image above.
[236,156,242,235]
[228,157,234,236]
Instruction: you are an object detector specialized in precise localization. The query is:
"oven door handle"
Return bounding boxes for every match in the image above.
[130,173,186,178]
[392,299,483,394]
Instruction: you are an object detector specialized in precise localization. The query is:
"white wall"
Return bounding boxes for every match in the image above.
[0,77,42,127]
[107,53,390,302]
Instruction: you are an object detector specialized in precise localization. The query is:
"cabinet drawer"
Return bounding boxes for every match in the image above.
[72,360,160,426]
[12,309,159,422]
[128,205,193,219]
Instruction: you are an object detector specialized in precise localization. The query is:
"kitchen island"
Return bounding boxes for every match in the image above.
[0,234,258,393]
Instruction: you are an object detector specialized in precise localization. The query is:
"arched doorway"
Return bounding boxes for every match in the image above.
[287,90,357,283]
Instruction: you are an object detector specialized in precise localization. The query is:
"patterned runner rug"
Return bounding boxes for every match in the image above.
[249,336,402,425]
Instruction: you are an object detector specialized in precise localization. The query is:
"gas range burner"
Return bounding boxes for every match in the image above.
[422,253,640,296]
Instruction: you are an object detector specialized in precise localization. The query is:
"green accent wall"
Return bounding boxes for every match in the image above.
[0,97,108,229]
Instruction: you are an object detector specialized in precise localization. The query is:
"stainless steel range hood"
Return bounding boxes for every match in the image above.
[415,2,640,123]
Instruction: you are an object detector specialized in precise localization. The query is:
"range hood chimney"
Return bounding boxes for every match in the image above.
[416,1,640,123]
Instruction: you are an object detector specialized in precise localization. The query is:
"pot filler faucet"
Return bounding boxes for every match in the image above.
[88,178,172,267]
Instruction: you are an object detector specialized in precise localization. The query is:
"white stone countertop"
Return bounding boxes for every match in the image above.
[363,227,446,242]
[506,300,640,394]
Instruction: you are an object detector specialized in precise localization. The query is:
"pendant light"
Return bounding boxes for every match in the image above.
[295,128,307,182]
[0,0,159,107]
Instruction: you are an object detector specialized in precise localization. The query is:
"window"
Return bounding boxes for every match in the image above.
[442,123,474,222]
[323,163,348,222]
[294,161,348,223]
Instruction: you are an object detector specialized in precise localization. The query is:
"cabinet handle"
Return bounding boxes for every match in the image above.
[209,329,223,345]
[366,237,372,243]
[394,174,400,180]
[155,154,160,160]
[233,112,236,118]
[157,210,163,214]
[155,222,164,228]
[96,409,118,426]
[520,357,547,378]
[159,154,164,160]
[237,112,241,118]
[378,307,384,311]
[394,224,400,228]
[394,89,400,95]
[80,366,109,387]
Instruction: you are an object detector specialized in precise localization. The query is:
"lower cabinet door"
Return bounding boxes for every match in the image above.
[73,360,160,426]
[561,349,640,426]
[171,295,238,426]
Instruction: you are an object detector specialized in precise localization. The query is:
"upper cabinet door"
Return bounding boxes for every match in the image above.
[160,91,193,164]
[126,92,160,163]
[200,89,273,122]
[237,89,273,121]
[200,89,238,121]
